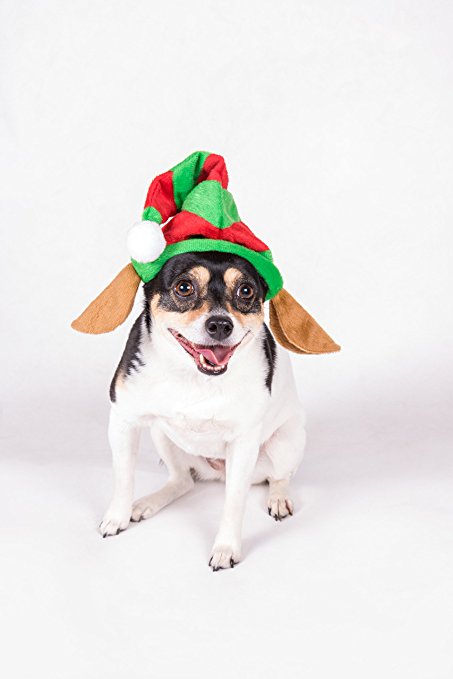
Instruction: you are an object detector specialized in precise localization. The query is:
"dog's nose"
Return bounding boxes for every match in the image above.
[205,315,233,341]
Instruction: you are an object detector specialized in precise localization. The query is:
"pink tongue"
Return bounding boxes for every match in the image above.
[198,346,233,366]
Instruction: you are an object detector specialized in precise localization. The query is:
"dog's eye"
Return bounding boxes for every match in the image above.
[237,283,254,300]
[174,280,194,297]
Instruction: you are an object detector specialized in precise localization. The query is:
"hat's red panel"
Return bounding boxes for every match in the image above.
[163,211,269,252]
[197,153,229,188]
[144,170,177,224]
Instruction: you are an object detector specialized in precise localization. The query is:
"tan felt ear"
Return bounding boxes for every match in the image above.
[71,263,141,334]
[269,288,340,354]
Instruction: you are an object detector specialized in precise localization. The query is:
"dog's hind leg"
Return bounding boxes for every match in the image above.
[263,414,306,520]
[131,427,194,522]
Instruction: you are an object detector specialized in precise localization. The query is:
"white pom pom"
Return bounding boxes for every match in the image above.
[127,221,166,263]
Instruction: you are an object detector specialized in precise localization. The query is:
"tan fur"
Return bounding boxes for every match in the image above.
[150,293,211,327]
[189,265,210,294]
[71,263,141,334]
[223,267,242,292]
[181,304,211,325]
[154,305,211,327]
[269,288,340,354]
[114,371,126,390]
[227,303,264,329]
[150,294,161,316]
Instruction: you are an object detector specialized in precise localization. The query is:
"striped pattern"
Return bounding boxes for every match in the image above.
[135,151,283,298]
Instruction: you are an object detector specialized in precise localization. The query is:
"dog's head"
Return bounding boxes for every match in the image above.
[144,251,267,375]
[72,256,340,358]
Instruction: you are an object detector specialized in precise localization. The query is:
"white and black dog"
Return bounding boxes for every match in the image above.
[97,251,305,570]
[73,151,339,570]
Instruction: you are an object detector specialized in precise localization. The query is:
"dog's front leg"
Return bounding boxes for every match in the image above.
[209,427,261,571]
[99,408,139,537]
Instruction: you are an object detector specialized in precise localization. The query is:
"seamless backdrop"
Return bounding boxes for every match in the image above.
[1,1,452,678]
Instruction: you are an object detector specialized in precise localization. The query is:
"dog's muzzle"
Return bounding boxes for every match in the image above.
[169,329,243,376]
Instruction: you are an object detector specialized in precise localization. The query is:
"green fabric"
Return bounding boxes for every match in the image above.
[172,151,210,210]
[135,151,283,300]
[132,238,283,300]
[182,181,240,229]
[142,206,162,224]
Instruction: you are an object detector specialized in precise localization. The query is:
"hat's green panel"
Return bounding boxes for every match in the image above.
[182,181,240,229]
[171,151,210,210]
[132,238,283,300]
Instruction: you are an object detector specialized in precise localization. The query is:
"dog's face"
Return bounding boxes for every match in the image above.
[144,252,268,375]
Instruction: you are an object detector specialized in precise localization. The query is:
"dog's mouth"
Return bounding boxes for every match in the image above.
[169,329,242,376]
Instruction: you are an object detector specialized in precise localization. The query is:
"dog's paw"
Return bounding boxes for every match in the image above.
[98,506,131,537]
[209,544,240,571]
[267,495,294,521]
[131,495,160,522]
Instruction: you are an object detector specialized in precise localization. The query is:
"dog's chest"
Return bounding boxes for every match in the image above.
[156,414,230,457]
[143,377,255,457]
[120,356,268,457]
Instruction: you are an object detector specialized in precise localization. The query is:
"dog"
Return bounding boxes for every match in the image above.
[72,151,339,570]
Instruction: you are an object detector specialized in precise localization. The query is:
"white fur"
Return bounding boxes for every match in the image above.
[126,221,166,263]
[100,311,306,569]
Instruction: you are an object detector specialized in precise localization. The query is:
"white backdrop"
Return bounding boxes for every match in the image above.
[1,1,452,678]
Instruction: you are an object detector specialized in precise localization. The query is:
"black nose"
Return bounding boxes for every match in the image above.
[205,315,233,341]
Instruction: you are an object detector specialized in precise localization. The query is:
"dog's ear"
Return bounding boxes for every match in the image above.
[71,263,141,334]
[269,288,340,354]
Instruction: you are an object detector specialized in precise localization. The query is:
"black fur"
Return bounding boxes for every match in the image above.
[262,323,277,393]
[109,312,147,402]
[144,297,152,335]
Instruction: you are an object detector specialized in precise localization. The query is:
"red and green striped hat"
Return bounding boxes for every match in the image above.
[126,151,283,300]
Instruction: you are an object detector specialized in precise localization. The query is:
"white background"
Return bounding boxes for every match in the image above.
[1,1,452,677]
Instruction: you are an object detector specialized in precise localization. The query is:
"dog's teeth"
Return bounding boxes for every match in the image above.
[199,354,205,365]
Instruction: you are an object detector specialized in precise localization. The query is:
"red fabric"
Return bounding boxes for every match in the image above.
[197,154,229,188]
[162,211,269,252]
[144,170,177,223]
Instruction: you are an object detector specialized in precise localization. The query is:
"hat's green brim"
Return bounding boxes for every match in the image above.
[131,239,283,300]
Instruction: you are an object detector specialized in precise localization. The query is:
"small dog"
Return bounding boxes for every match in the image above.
[72,152,339,569]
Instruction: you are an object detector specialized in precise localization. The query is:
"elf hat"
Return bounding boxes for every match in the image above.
[126,151,282,300]
[72,152,340,355]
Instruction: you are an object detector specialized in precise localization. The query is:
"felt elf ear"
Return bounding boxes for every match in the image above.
[71,263,141,334]
[269,288,340,354]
